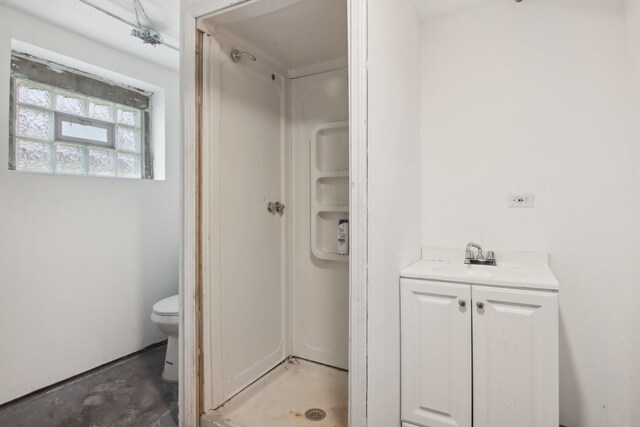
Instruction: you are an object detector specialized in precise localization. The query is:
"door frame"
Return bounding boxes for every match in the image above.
[180,0,368,425]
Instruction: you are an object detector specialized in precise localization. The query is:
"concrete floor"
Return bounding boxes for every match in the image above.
[0,344,178,427]
[202,358,347,427]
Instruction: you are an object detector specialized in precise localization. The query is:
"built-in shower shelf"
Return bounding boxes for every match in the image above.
[321,251,349,261]
[316,170,349,178]
[311,121,349,262]
[314,206,349,213]
[316,205,348,210]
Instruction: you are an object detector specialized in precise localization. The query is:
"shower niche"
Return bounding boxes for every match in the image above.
[311,121,349,262]
[199,0,349,425]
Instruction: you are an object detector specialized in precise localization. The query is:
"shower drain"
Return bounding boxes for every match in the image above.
[304,408,327,421]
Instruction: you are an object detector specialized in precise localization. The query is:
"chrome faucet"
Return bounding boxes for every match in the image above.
[465,242,496,266]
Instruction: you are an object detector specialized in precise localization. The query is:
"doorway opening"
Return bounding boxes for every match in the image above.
[198,0,350,425]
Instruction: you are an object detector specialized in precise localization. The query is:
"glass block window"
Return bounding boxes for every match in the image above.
[11,79,144,179]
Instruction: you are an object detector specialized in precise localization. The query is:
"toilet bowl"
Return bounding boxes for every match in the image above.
[151,294,179,382]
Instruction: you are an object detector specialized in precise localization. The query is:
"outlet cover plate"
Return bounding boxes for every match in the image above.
[508,193,534,208]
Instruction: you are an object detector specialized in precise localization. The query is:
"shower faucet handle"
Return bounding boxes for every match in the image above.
[267,201,285,215]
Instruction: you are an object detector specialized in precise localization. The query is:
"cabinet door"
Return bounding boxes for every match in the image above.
[472,286,559,427]
[401,278,472,427]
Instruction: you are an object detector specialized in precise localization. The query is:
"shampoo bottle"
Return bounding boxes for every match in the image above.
[338,219,349,256]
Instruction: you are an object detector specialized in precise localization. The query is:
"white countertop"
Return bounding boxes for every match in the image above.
[401,248,559,291]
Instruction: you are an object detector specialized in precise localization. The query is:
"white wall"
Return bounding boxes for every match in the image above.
[367,0,422,425]
[0,5,180,405]
[291,68,350,370]
[626,0,640,425]
[420,1,634,426]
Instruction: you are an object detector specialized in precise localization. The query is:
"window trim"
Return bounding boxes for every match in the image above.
[54,113,115,148]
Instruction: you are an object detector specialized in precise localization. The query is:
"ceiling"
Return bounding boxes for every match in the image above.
[205,0,348,77]
[0,0,179,71]
[3,0,624,70]
[411,0,625,20]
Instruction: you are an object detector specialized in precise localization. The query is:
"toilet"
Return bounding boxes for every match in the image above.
[151,294,179,382]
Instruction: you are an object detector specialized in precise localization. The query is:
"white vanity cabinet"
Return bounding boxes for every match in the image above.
[401,279,472,427]
[472,285,558,427]
[400,249,559,427]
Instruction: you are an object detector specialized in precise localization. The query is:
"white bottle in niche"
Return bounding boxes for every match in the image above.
[338,219,349,256]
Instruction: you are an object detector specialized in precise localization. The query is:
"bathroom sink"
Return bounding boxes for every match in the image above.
[428,264,529,280]
[401,248,559,291]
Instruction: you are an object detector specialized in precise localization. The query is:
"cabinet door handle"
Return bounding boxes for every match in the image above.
[476,301,485,309]
[458,299,466,307]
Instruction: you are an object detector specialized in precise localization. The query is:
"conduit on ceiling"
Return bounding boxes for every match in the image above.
[78,0,179,51]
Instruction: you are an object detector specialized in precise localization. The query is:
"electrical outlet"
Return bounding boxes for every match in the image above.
[508,193,534,208]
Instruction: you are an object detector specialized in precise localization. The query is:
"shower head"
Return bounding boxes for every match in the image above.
[231,49,257,63]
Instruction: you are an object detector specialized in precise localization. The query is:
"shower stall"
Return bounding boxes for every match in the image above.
[197,0,350,424]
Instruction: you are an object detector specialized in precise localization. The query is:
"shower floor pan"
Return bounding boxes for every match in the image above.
[202,358,348,427]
